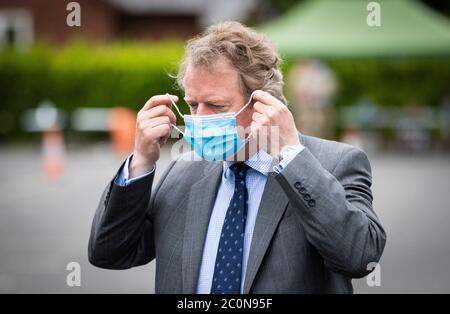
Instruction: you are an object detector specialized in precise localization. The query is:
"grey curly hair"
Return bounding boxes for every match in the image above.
[176,21,287,105]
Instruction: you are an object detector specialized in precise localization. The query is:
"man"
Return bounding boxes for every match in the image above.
[88,22,386,294]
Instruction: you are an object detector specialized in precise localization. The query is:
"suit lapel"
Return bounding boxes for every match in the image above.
[243,170,289,293]
[180,134,304,294]
[242,134,305,292]
[182,161,223,293]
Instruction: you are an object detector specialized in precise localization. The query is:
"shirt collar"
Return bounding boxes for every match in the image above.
[223,150,273,178]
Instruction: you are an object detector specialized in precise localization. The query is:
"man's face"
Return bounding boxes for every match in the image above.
[182,58,253,137]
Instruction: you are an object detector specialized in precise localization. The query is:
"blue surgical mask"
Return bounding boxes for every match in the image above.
[167,92,254,161]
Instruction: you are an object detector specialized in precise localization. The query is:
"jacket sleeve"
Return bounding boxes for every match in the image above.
[276,147,386,278]
[88,161,175,269]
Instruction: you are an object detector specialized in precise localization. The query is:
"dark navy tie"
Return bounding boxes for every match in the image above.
[210,163,249,294]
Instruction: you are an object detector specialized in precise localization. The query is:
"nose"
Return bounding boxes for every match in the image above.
[196,103,215,115]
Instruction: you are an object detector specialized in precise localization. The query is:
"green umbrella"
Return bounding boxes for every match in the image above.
[260,0,450,58]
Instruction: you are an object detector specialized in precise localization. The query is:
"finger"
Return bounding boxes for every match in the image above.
[253,101,271,114]
[138,105,177,125]
[250,121,260,139]
[166,109,177,125]
[252,111,266,122]
[252,90,283,108]
[142,94,178,111]
[139,116,171,130]
[254,102,277,122]
[138,105,168,121]
[145,123,172,141]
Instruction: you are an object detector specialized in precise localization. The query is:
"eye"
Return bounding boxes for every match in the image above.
[187,102,198,110]
[207,103,228,112]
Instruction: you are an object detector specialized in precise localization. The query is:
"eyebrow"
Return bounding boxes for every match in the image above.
[184,96,230,104]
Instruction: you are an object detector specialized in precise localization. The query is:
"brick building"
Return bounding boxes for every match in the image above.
[0,0,258,48]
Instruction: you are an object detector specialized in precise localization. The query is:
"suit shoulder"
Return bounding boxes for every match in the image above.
[301,134,359,155]
[300,134,369,171]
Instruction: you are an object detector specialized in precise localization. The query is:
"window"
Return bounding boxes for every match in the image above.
[0,9,33,49]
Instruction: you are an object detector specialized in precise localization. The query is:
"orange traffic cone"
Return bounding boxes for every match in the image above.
[107,107,136,159]
[41,127,65,181]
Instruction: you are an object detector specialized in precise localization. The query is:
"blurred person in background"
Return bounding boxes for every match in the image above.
[439,84,450,150]
[289,59,337,140]
[88,22,386,294]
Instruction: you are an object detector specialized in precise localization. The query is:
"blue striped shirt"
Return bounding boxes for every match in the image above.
[196,150,273,293]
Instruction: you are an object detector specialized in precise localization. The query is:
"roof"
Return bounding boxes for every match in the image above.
[108,0,258,26]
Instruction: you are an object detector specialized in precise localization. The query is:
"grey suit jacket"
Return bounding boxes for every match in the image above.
[88,134,386,293]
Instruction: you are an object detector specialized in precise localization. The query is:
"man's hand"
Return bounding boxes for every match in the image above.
[250,90,300,156]
[130,94,178,179]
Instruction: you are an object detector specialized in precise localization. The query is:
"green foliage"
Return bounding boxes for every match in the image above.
[282,56,450,108]
[48,42,184,111]
[0,42,185,140]
[1,42,449,141]
[327,58,450,108]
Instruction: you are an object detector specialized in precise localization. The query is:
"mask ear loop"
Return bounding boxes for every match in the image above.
[234,90,257,117]
[166,93,185,135]
[234,91,257,141]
